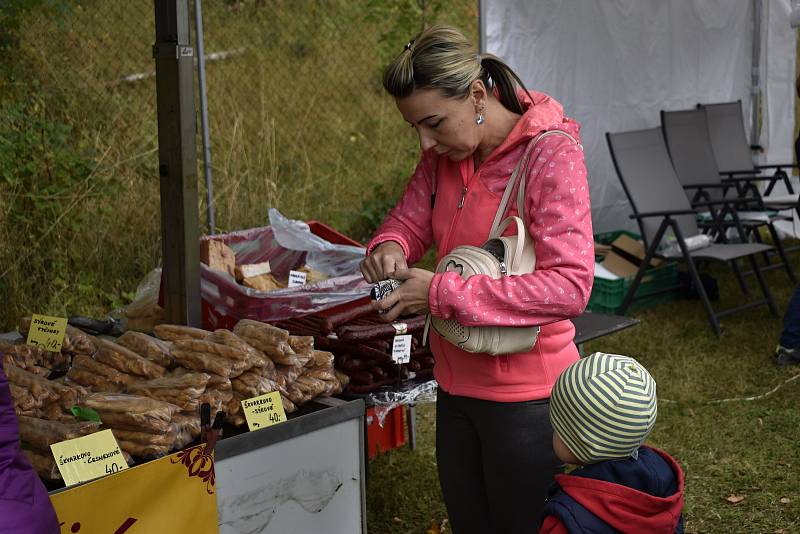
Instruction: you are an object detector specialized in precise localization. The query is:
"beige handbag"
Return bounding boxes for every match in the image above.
[426,130,580,355]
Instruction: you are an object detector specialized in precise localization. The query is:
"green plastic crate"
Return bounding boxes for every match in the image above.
[588,231,680,314]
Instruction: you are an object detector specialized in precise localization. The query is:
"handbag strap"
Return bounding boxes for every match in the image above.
[489,130,581,238]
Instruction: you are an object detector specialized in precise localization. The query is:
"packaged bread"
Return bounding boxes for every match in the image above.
[234,261,271,281]
[310,350,334,370]
[63,325,97,356]
[22,448,61,480]
[72,354,133,388]
[66,366,126,393]
[241,273,284,292]
[83,393,180,434]
[10,383,43,414]
[200,239,236,277]
[18,416,101,451]
[280,393,297,414]
[231,370,278,399]
[173,338,248,362]
[207,330,274,373]
[233,320,290,343]
[111,427,178,448]
[295,375,328,398]
[154,324,209,342]
[173,412,202,440]
[116,331,174,368]
[296,265,328,284]
[276,362,305,386]
[126,373,209,412]
[94,338,166,379]
[171,349,248,378]
[5,365,60,405]
[288,335,313,354]
[118,439,172,459]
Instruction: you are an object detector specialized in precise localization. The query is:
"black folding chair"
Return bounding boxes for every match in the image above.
[606,128,779,337]
[661,108,796,284]
[700,101,798,198]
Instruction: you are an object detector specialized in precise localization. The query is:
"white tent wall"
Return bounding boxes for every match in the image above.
[482,0,797,233]
[763,0,796,169]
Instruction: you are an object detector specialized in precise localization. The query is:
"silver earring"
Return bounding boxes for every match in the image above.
[476,113,485,125]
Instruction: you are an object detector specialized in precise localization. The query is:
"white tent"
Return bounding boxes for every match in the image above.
[481,0,797,233]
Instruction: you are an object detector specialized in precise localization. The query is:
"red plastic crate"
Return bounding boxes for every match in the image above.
[366,405,406,459]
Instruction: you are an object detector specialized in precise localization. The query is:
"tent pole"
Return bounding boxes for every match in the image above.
[153,0,202,327]
[751,0,762,160]
[478,0,486,54]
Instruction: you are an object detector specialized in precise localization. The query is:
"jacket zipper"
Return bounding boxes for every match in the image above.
[457,186,467,208]
[442,163,478,254]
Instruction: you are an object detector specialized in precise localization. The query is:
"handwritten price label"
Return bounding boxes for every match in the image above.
[241,391,287,432]
[392,335,412,364]
[288,270,307,287]
[50,429,128,486]
[26,314,68,352]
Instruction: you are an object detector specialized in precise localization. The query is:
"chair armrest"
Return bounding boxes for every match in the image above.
[755,163,800,170]
[629,209,698,220]
[720,175,775,184]
[719,169,762,176]
[683,183,731,190]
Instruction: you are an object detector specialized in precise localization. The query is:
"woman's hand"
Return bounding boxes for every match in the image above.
[372,268,434,321]
[360,241,408,284]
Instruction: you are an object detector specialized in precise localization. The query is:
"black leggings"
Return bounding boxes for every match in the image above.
[436,388,562,534]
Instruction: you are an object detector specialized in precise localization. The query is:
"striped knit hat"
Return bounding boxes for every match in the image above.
[550,352,657,464]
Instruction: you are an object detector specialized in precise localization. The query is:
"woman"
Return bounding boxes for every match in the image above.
[361,25,593,532]
[0,360,60,533]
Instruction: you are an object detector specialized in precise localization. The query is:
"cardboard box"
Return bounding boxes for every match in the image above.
[601,234,662,278]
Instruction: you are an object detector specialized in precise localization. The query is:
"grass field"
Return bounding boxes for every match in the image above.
[367,255,800,534]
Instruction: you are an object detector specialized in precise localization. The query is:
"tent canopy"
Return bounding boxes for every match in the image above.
[482,0,796,233]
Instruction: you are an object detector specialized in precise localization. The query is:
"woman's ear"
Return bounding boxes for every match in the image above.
[470,79,487,112]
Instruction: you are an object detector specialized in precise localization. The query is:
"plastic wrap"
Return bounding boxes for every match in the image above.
[268,208,365,277]
[18,416,101,451]
[199,212,370,326]
[365,379,439,427]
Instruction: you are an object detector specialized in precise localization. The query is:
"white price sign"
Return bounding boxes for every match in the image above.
[392,334,412,364]
[288,270,307,287]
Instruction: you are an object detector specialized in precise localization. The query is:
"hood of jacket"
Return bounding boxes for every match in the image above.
[479,89,580,165]
[555,446,685,532]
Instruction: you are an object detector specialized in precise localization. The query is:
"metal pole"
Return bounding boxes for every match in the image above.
[194,0,216,234]
[153,0,202,327]
[751,0,762,161]
[478,0,486,54]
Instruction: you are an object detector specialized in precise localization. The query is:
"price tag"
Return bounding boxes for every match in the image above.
[50,429,128,486]
[26,314,68,352]
[241,391,287,431]
[288,270,307,288]
[392,334,412,364]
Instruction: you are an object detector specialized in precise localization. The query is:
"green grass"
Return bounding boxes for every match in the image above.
[367,252,800,534]
[0,0,478,329]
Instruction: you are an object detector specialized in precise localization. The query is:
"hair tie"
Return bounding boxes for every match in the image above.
[404,39,415,52]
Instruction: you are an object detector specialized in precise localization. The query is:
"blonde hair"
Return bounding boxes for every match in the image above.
[382,25,529,115]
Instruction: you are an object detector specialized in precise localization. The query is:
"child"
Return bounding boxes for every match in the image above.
[539,352,685,533]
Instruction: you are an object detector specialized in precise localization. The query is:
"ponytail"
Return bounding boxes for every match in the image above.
[383,25,530,115]
[479,54,528,115]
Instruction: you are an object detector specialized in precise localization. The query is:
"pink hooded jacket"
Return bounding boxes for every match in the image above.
[368,91,594,402]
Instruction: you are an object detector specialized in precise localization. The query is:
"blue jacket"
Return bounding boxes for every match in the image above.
[540,446,685,533]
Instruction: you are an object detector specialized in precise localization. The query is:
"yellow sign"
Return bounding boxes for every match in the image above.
[26,314,68,352]
[51,444,218,533]
[241,391,287,431]
[50,429,128,486]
